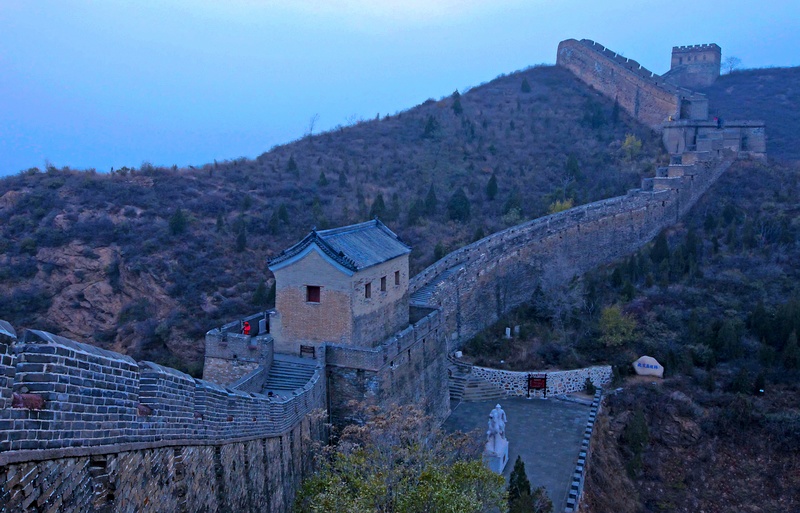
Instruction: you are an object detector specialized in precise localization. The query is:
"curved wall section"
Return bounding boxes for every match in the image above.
[410,157,732,351]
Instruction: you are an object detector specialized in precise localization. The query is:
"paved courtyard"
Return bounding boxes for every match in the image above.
[443,396,591,512]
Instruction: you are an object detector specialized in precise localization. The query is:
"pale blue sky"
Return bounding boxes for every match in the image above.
[1,0,797,176]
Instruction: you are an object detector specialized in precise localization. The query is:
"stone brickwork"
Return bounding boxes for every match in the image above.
[0,323,327,513]
[0,414,323,513]
[557,39,709,129]
[0,321,17,410]
[566,390,603,512]
[410,156,732,353]
[664,43,721,88]
[662,118,766,157]
[203,311,274,387]
[326,308,450,427]
[269,227,410,354]
[469,365,612,398]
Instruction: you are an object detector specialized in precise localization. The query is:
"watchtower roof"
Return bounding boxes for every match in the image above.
[268,219,410,272]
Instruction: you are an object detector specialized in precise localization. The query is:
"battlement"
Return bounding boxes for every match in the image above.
[411,153,737,350]
[203,310,275,387]
[666,42,721,88]
[0,323,325,459]
[673,43,721,52]
[557,39,709,129]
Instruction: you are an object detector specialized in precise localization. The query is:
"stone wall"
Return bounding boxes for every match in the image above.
[0,324,327,513]
[0,321,17,410]
[409,156,732,353]
[469,364,612,398]
[566,391,603,512]
[326,308,450,427]
[0,413,324,513]
[556,39,708,129]
[203,312,274,386]
[662,119,767,156]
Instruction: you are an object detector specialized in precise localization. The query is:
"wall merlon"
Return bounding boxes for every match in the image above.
[0,325,326,461]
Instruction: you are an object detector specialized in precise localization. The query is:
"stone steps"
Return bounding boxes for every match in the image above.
[410,265,463,306]
[449,374,467,402]
[461,374,506,402]
[263,356,317,393]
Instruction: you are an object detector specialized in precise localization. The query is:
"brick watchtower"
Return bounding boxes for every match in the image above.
[267,219,411,355]
[664,43,721,88]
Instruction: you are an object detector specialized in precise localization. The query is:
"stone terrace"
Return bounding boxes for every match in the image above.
[443,397,591,512]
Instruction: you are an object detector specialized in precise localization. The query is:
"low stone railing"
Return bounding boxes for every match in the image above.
[468,363,612,398]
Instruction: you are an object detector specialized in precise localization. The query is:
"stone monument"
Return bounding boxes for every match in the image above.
[483,404,509,473]
[633,355,664,378]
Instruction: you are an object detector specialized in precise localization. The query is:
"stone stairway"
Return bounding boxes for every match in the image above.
[262,354,317,394]
[446,354,506,404]
[410,264,463,305]
[447,354,472,405]
[461,374,506,402]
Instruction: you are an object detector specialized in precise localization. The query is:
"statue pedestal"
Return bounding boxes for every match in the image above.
[483,437,509,474]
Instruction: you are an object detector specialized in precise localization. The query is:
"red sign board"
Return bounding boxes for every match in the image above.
[528,374,546,390]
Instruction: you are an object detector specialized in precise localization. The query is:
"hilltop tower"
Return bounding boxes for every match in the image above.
[664,43,721,88]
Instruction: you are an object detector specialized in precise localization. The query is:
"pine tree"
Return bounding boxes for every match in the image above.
[216,213,225,233]
[317,171,328,187]
[508,456,531,503]
[169,208,188,235]
[650,232,670,264]
[486,173,498,200]
[565,154,582,180]
[447,188,471,222]
[370,193,387,219]
[520,77,531,93]
[423,115,439,138]
[287,155,298,176]
[451,90,463,115]
[425,184,438,215]
[278,203,289,224]
[235,228,247,252]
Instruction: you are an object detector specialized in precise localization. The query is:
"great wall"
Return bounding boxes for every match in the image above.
[1,39,766,512]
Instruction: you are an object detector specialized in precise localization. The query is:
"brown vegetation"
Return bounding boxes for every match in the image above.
[0,65,663,373]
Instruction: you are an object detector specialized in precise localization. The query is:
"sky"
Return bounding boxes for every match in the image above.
[1,0,798,176]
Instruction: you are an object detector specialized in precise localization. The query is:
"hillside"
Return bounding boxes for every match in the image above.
[582,158,800,512]
[0,65,665,373]
[459,156,800,511]
[701,66,800,161]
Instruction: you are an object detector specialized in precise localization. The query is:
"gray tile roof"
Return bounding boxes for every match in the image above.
[268,219,410,272]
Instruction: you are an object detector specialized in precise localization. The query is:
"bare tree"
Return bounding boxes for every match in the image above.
[723,56,742,74]
[306,113,320,137]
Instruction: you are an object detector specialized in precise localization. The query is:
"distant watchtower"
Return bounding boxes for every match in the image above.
[665,43,721,88]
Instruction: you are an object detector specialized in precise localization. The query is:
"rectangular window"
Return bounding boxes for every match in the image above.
[365,283,371,299]
[380,276,386,292]
[306,286,321,303]
[394,271,400,286]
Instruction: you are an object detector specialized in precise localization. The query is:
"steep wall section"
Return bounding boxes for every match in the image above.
[557,39,707,129]
[0,327,326,513]
[410,156,732,351]
[326,308,449,427]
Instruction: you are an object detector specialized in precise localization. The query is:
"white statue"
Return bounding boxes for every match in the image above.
[490,404,507,439]
[484,404,509,473]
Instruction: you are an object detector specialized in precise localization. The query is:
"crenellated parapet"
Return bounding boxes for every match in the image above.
[0,325,325,459]
[557,38,709,129]
[410,152,736,351]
